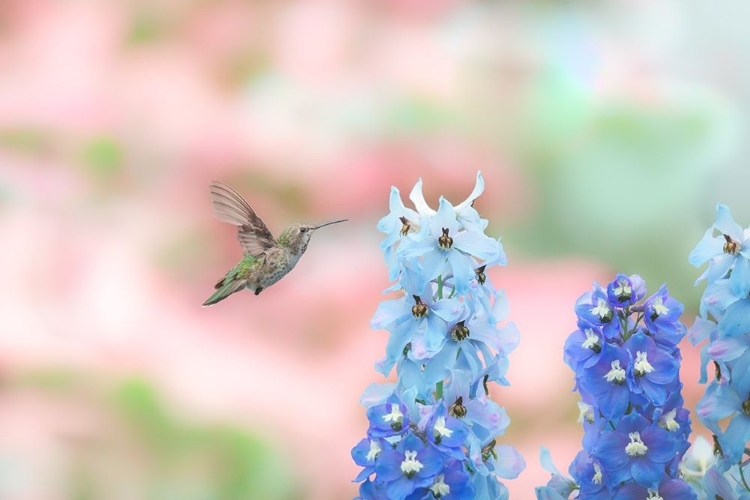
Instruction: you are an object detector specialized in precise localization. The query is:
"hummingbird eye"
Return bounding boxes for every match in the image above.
[300,227,308,233]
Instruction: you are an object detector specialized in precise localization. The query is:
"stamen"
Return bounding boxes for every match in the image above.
[742,395,750,416]
[624,432,648,457]
[591,299,613,323]
[365,440,382,461]
[481,439,497,462]
[592,463,602,485]
[438,228,453,250]
[433,417,453,444]
[634,351,655,377]
[430,474,450,497]
[581,329,601,353]
[604,360,626,384]
[659,410,680,432]
[383,404,404,431]
[650,297,669,321]
[449,396,467,418]
[399,216,412,236]
[412,296,428,318]
[723,234,740,255]
[475,265,487,285]
[450,321,470,341]
[400,450,424,477]
[613,280,632,302]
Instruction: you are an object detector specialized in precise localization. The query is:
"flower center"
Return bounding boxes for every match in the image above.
[613,280,632,302]
[401,450,424,478]
[403,342,411,357]
[659,410,680,432]
[399,216,413,236]
[383,404,404,431]
[430,474,450,497]
[581,329,601,353]
[650,298,669,321]
[366,440,382,461]
[742,395,750,416]
[412,296,428,318]
[450,321,470,341]
[481,439,497,462]
[592,463,602,485]
[577,402,594,424]
[625,432,648,457]
[723,233,740,255]
[646,491,663,500]
[433,416,453,444]
[604,360,626,384]
[449,396,467,418]
[634,351,654,377]
[438,228,453,250]
[475,265,487,285]
[590,299,613,323]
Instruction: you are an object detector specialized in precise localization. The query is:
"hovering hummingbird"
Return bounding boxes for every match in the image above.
[202,181,347,306]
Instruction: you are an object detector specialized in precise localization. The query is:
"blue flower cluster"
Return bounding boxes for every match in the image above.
[352,173,525,500]
[537,274,694,499]
[688,203,750,497]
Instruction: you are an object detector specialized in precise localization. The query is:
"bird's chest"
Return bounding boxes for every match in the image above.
[258,250,300,285]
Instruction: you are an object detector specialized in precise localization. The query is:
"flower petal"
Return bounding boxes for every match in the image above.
[408,178,436,216]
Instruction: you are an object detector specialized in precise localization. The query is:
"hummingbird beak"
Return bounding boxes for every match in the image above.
[313,219,348,230]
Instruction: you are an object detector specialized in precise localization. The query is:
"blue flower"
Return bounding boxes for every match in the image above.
[538,447,577,499]
[595,413,680,489]
[579,342,631,419]
[420,403,469,461]
[574,284,621,340]
[419,460,475,499]
[377,187,425,280]
[375,432,444,500]
[689,203,750,286]
[563,322,604,373]
[352,437,384,482]
[606,273,646,307]
[568,450,608,499]
[642,284,684,337]
[403,198,501,296]
[701,465,749,500]
[623,331,680,406]
[696,351,750,463]
[355,173,523,495]
[371,293,467,376]
[366,393,411,438]
[549,275,693,498]
[612,477,697,499]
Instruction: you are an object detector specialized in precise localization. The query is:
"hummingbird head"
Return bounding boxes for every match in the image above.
[279,219,347,255]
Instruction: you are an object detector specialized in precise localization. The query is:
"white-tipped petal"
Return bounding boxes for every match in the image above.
[409,178,437,216]
[456,171,485,213]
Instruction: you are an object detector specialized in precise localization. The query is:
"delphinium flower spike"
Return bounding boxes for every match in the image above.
[688,203,750,498]
[353,173,525,499]
[538,274,695,499]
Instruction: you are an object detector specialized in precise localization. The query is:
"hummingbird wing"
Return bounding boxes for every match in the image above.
[208,182,276,256]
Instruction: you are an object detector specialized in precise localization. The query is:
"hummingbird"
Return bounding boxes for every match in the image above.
[202,181,347,307]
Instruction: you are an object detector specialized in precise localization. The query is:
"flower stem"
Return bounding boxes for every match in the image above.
[740,461,750,491]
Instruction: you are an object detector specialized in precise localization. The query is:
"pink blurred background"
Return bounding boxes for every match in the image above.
[1,1,748,498]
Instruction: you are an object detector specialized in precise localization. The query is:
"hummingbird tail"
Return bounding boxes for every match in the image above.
[202,280,247,307]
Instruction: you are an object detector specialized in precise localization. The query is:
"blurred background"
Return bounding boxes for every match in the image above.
[1,0,748,498]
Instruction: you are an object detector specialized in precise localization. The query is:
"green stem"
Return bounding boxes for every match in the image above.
[740,461,750,491]
[437,275,443,300]
[435,380,443,400]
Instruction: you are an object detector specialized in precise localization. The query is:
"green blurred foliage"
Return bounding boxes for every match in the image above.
[14,370,301,500]
[81,136,124,180]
